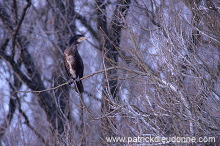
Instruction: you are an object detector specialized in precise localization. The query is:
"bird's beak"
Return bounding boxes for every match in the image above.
[79,37,89,41]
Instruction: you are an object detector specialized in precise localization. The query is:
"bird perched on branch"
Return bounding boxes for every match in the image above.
[64,34,88,93]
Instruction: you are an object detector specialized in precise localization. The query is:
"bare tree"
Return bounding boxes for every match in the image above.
[0,0,219,145]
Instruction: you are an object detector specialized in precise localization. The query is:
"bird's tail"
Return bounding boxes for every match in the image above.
[76,80,84,93]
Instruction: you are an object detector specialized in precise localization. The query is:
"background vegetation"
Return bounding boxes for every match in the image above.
[0,0,219,145]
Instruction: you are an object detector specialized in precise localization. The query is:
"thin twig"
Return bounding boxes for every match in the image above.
[9,80,47,145]
[15,81,70,93]
[17,98,47,145]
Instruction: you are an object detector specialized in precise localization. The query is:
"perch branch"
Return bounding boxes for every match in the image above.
[15,66,148,94]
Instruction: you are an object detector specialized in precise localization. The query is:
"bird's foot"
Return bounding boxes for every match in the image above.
[68,79,74,85]
[68,77,80,85]
[76,76,80,82]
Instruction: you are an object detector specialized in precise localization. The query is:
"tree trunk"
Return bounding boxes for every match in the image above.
[96,0,131,139]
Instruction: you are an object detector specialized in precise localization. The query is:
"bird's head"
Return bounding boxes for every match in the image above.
[69,34,89,45]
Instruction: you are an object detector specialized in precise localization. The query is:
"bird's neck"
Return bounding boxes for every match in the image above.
[71,42,79,47]
[70,44,79,53]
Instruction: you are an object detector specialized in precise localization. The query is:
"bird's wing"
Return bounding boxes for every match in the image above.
[78,56,84,78]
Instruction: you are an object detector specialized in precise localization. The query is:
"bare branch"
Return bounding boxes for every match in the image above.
[14,66,149,94]
[12,0,31,59]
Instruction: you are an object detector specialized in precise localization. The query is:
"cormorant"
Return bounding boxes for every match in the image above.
[64,34,88,93]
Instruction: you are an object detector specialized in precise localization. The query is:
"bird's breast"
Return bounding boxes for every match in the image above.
[65,55,76,79]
